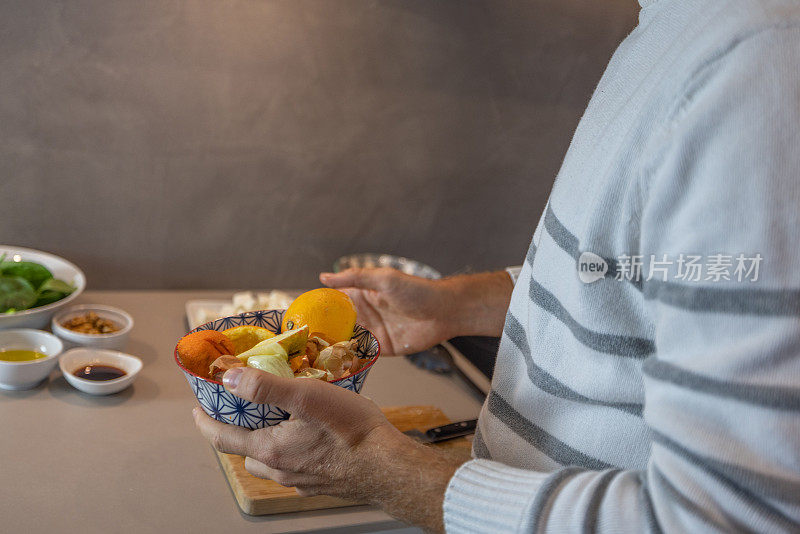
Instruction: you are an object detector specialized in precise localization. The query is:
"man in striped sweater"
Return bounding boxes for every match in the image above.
[194,0,800,531]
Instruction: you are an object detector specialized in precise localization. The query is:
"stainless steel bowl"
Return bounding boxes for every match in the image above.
[333,254,441,280]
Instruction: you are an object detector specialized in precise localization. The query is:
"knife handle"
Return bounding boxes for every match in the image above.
[425,419,478,442]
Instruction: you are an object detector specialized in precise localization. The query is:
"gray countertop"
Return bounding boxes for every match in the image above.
[0,291,484,534]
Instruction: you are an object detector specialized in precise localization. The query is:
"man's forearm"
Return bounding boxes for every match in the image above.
[440,271,514,338]
[364,426,465,533]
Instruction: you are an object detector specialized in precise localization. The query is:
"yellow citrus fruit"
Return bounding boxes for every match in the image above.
[281,288,357,344]
[221,325,276,355]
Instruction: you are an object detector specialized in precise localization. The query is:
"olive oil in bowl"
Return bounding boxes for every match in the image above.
[0,350,48,362]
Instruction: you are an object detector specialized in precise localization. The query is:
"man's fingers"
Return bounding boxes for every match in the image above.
[193,407,257,457]
[243,457,319,488]
[319,268,393,291]
[319,268,364,288]
[222,367,352,418]
[244,456,278,479]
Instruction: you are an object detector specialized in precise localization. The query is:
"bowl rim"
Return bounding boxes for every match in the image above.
[0,245,87,317]
[0,328,64,365]
[333,253,442,279]
[174,309,381,387]
[59,347,143,384]
[52,304,134,338]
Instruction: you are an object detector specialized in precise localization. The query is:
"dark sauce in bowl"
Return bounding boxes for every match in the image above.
[73,365,126,381]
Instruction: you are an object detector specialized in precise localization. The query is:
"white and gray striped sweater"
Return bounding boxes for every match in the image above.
[443,1,800,532]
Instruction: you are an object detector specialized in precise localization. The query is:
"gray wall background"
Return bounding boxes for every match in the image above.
[0,0,638,289]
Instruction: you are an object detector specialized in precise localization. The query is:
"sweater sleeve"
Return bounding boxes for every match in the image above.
[443,26,800,533]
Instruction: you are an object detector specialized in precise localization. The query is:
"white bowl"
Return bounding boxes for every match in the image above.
[59,348,142,395]
[0,329,63,390]
[0,246,86,330]
[52,305,133,351]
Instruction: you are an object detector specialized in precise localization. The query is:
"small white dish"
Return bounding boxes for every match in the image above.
[52,305,133,351]
[59,348,142,395]
[0,329,63,390]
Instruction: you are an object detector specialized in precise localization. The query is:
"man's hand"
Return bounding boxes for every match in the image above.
[193,367,462,533]
[320,268,513,355]
[320,268,455,355]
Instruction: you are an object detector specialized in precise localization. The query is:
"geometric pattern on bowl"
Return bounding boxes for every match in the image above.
[175,309,380,429]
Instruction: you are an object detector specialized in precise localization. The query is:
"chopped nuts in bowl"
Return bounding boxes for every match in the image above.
[60,312,121,335]
[51,305,133,351]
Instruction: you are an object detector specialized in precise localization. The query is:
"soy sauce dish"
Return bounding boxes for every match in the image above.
[59,348,142,395]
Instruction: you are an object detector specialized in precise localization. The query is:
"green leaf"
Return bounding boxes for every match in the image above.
[0,276,38,313]
[34,278,75,308]
[0,261,53,290]
[38,278,75,295]
[34,291,63,307]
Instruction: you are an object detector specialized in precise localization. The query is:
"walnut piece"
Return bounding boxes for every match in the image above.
[61,312,120,334]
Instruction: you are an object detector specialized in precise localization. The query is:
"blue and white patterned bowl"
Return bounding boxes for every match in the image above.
[175,309,380,429]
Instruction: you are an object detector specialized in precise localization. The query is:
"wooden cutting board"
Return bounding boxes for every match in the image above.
[215,405,473,515]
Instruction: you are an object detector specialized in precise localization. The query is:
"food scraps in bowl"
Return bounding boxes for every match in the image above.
[60,312,120,334]
[175,306,380,429]
[0,253,76,314]
[176,288,369,383]
[175,324,367,383]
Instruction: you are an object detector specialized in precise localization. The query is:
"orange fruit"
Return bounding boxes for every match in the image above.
[281,288,357,344]
[176,330,236,378]
[221,325,276,355]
